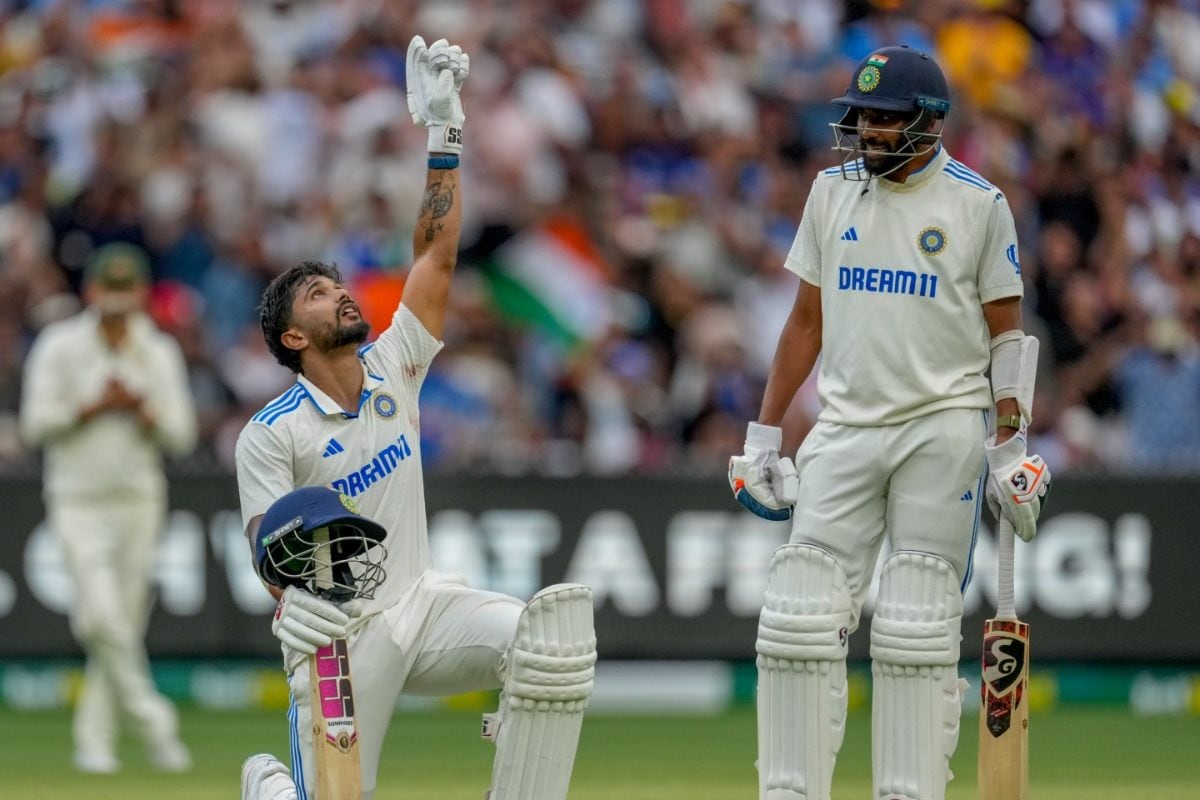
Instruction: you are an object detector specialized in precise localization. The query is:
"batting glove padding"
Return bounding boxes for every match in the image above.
[271,586,362,655]
[406,35,469,154]
[729,422,799,521]
[984,432,1051,543]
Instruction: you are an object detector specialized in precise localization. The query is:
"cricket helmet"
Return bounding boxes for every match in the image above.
[255,486,388,600]
[829,46,951,181]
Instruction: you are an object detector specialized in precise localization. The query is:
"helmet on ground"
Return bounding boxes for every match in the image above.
[255,486,388,600]
[829,46,951,181]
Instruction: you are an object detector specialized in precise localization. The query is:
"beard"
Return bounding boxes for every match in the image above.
[313,317,370,352]
[861,140,904,175]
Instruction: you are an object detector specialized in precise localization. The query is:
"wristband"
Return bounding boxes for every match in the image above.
[428,155,460,170]
[996,414,1022,431]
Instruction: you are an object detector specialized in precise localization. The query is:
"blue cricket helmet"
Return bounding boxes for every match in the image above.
[829,46,951,181]
[833,45,951,116]
[255,486,388,598]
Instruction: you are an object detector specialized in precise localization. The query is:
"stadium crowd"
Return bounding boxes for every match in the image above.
[0,0,1198,475]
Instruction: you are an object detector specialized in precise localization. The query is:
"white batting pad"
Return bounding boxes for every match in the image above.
[484,584,596,800]
[241,753,297,800]
[870,552,966,800]
[756,544,852,800]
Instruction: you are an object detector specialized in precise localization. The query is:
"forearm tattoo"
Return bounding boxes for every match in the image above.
[420,176,456,242]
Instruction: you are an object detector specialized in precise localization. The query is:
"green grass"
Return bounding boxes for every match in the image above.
[2,706,1198,798]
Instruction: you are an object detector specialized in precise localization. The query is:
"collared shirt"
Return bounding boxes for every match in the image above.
[235,305,442,614]
[19,310,197,500]
[784,147,1025,426]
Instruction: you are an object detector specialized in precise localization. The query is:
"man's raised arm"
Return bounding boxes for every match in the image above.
[401,36,469,340]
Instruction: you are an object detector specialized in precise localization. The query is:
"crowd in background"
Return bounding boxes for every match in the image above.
[0,0,1198,476]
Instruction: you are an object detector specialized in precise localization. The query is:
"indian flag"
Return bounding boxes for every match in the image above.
[867,54,890,67]
[483,217,614,347]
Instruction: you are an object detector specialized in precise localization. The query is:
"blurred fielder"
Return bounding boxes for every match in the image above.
[20,244,197,774]
[236,36,596,800]
[728,47,1051,800]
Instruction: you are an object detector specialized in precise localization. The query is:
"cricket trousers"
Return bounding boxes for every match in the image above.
[788,407,990,627]
[283,571,524,800]
[52,493,182,756]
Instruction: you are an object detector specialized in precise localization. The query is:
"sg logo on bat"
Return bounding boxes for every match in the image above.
[980,620,1029,738]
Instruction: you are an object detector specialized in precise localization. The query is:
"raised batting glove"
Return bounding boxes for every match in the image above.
[271,586,362,655]
[985,432,1051,543]
[728,422,799,521]
[406,35,469,154]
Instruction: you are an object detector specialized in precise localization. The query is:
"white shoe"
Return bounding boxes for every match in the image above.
[74,750,119,774]
[241,753,295,800]
[148,738,192,772]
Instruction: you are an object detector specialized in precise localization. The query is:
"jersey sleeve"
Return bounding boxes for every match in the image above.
[783,180,823,286]
[235,422,295,529]
[977,193,1026,303]
[362,304,444,399]
[18,328,79,445]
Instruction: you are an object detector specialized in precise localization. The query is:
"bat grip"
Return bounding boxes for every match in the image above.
[996,517,1016,619]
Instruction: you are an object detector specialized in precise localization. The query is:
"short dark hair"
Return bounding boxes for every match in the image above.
[259,261,344,374]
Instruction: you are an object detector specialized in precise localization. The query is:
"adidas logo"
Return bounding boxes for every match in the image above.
[322,438,345,458]
[961,489,973,502]
[840,227,859,242]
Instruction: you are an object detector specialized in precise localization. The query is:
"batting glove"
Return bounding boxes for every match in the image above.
[271,586,362,655]
[985,432,1051,543]
[728,422,799,521]
[406,35,469,154]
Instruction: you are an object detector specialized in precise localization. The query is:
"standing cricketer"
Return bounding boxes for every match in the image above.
[728,46,1051,800]
[235,36,596,800]
[20,243,197,774]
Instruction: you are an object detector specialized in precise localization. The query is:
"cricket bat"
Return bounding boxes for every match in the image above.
[309,528,362,799]
[978,517,1030,800]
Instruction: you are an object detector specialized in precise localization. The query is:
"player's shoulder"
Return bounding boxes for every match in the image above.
[939,157,1003,201]
[36,311,89,344]
[247,382,311,427]
[816,158,867,186]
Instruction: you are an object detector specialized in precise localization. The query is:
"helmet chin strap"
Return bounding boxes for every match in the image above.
[829,108,944,182]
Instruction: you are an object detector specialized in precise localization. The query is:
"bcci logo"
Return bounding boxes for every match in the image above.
[918,226,948,255]
[373,392,397,419]
[338,493,358,514]
[857,65,881,93]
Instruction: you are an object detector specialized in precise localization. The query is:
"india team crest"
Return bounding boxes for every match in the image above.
[373,392,397,419]
[918,226,948,255]
[338,493,358,514]
[857,64,881,93]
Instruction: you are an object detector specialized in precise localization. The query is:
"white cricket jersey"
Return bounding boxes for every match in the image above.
[235,305,442,615]
[784,147,1024,426]
[19,310,197,501]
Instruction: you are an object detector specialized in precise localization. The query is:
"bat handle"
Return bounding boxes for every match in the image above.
[996,517,1016,619]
